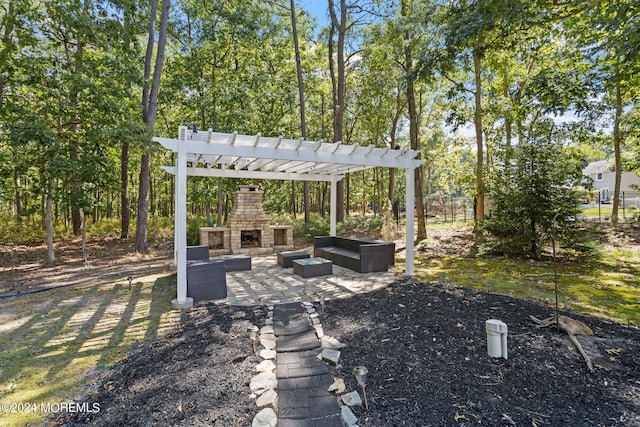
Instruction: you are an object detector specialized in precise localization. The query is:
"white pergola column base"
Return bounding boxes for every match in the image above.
[404,161,415,277]
[171,297,194,310]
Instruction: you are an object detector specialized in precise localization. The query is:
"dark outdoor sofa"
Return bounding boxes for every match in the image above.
[313,236,395,273]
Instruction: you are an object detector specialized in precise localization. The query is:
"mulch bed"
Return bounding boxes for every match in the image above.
[55,281,640,427]
[54,304,267,427]
[325,281,640,427]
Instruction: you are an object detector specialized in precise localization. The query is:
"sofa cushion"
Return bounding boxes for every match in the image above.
[334,237,362,252]
[320,246,360,260]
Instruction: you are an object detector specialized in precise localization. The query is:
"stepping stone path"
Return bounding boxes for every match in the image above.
[251,301,361,427]
[273,302,342,426]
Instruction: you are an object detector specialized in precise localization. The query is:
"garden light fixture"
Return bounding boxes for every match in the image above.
[353,365,369,409]
[248,325,259,352]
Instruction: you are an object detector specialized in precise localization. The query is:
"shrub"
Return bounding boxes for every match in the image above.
[186,217,206,246]
[481,130,588,259]
[294,215,345,241]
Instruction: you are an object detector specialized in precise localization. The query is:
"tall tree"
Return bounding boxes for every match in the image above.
[401,0,428,240]
[136,0,170,253]
[328,0,347,222]
[567,0,640,226]
[120,1,136,239]
[425,0,552,232]
[289,0,311,223]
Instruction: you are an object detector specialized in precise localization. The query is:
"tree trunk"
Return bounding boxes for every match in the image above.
[136,0,170,253]
[289,0,311,222]
[67,0,95,237]
[93,187,99,223]
[0,0,17,103]
[216,177,223,226]
[3,8,19,217]
[120,7,132,239]
[611,75,622,227]
[205,181,212,224]
[136,153,151,252]
[81,210,87,262]
[473,46,485,228]
[121,139,130,238]
[402,0,426,241]
[388,89,403,209]
[503,68,513,165]
[328,0,346,223]
[45,177,55,262]
[13,154,22,218]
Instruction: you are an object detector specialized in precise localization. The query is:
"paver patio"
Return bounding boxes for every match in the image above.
[219,252,397,306]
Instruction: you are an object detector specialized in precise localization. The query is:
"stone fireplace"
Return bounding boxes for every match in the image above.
[199,185,294,255]
[228,185,274,253]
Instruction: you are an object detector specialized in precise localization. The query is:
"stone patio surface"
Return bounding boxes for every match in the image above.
[217,253,397,306]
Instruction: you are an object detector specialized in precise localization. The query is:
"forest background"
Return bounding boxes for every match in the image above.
[0,0,639,257]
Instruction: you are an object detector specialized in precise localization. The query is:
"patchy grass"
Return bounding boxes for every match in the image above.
[581,207,635,217]
[400,245,640,326]
[0,272,180,427]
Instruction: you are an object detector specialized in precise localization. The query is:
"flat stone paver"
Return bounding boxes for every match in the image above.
[276,415,343,427]
[276,330,321,353]
[219,252,397,306]
[276,349,327,379]
[278,373,334,391]
[273,302,341,425]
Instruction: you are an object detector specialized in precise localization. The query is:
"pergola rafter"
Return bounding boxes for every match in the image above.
[155,126,422,309]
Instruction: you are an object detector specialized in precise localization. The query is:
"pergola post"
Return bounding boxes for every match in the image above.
[405,161,415,277]
[330,176,338,236]
[172,126,193,309]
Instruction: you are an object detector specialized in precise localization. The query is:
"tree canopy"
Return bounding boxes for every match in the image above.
[0,0,637,255]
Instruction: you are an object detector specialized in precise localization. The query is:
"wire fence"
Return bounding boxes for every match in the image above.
[419,190,640,224]
[425,195,474,223]
[581,190,640,222]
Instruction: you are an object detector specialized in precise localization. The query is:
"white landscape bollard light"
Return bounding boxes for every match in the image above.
[485,319,508,359]
[248,325,259,353]
[353,366,369,409]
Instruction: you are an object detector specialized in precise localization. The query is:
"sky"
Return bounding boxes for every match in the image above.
[298,0,329,28]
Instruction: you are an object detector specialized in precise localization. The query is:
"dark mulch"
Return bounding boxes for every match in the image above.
[324,281,640,427]
[55,281,640,427]
[54,304,267,427]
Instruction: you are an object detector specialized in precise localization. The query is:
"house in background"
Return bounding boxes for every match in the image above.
[582,159,640,203]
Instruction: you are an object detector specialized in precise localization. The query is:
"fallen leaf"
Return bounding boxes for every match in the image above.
[501,413,516,425]
[454,412,467,422]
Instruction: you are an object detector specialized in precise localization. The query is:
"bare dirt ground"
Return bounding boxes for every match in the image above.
[0,237,173,296]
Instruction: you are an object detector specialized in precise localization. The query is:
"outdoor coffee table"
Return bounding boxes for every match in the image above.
[292,257,332,278]
[277,250,311,268]
[220,255,251,271]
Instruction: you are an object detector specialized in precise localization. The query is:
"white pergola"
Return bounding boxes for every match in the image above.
[155,126,423,309]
